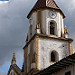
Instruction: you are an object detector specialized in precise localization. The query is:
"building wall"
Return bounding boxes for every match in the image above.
[43,9,64,37]
[28,12,37,40]
[52,64,75,75]
[38,37,69,70]
[42,10,46,34]
[24,46,28,74]
[28,9,64,41]
[24,38,36,74]
[9,69,17,75]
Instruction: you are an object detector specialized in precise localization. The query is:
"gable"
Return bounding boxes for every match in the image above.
[7,65,21,75]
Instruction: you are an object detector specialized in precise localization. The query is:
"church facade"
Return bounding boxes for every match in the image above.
[8,0,75,75]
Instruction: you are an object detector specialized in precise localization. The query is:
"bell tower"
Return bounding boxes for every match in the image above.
[23,0,73,75]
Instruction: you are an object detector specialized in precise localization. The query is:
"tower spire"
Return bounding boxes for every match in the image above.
[11,53,16,65]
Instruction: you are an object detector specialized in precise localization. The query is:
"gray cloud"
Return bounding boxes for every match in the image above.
[55,0,75,50]
[0,0,75,75]
[0,0,36,74]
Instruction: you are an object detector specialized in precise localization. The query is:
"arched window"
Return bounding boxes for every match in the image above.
[51,52,55,62]
[50,51,59,62]
[49,21,57,35]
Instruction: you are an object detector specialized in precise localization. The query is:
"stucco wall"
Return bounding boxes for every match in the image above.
[27,38,36,73]
[41,9,64,37]
[45,10,64,37]
[28,9,64,41]
[42,10,46,34]
[28,12,37,40]
[38,37,69,70]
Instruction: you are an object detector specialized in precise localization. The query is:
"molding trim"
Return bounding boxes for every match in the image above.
[23,33,73,49]
[69,41,73,55]
[60,12,63,37]
[36,35,39,69]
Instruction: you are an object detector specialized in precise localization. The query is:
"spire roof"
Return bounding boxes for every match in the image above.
[27,0,65,18]
[33,0,59,10]
[11,53,16,65]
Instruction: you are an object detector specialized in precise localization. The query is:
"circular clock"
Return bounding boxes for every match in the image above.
[49,11,57,19]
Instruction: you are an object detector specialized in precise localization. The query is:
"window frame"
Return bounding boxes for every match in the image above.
[48,20,57,36]
[50,22,55,35]
[50,51,59,63]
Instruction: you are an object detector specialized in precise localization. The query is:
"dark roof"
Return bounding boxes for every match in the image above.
[33,0,59,10]
[27,0,65,18]
[12,64,21,74]
[34,53,75,75]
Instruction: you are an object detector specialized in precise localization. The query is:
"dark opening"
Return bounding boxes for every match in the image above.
[50,22,55,35]
[51,52,55,62]
[65,71,71,75]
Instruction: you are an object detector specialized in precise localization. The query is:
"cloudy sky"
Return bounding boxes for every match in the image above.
[0,0,75,75]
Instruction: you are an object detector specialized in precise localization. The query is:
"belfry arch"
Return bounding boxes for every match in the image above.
[49,20,57,35]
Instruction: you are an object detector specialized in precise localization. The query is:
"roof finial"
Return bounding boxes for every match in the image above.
[11,53,16,65]
[64,25,69,38]
[64,25,68,34]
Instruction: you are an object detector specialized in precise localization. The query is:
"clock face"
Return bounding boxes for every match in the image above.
[49,11,57,19]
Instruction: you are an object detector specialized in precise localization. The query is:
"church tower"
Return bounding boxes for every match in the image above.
[23,0,73,75]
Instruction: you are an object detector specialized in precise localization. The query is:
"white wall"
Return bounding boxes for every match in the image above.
[28,12,37,40]
[41,9,64,37]
[42,10,46,34]
[38,37,69,70]
[28,9,64,41]
[27,38,36,73]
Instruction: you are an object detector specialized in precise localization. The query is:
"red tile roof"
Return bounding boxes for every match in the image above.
[46,0,59,9]
[33,0,59,10]
[27,0,65,18]
[32,0,46,10]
